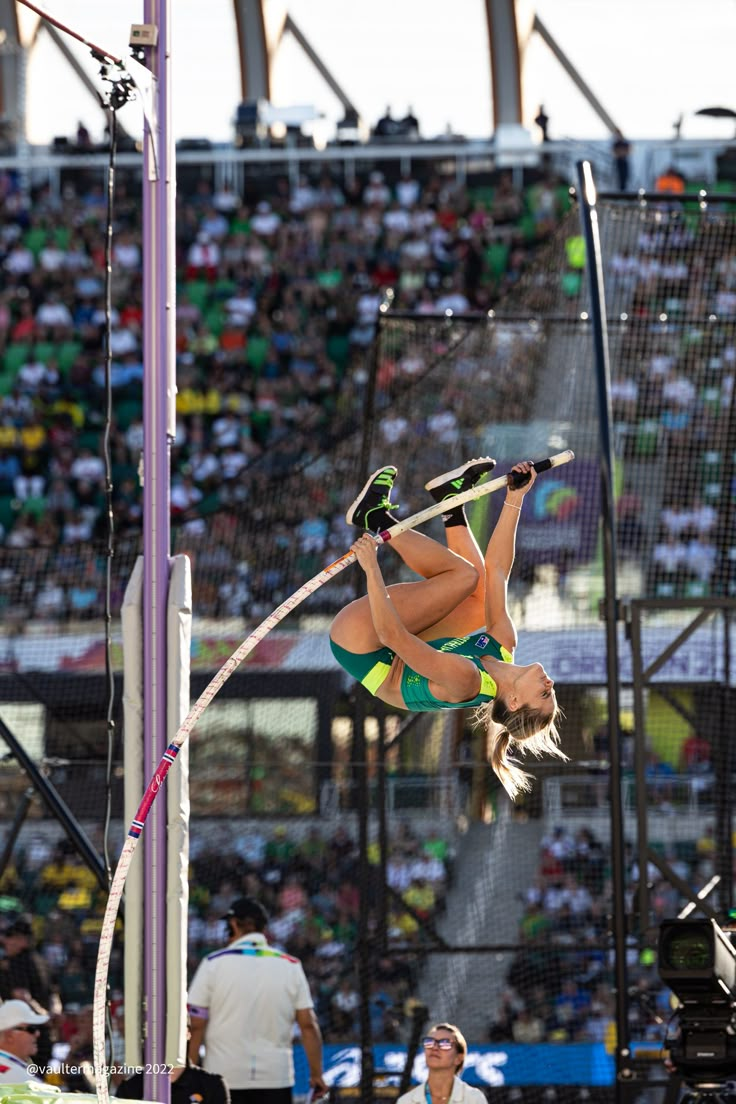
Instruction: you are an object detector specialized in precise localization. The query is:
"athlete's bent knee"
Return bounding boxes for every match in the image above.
[457,560,480,597]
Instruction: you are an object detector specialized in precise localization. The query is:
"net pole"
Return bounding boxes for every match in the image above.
[576,160,632,1094]
[92,451,575,1103]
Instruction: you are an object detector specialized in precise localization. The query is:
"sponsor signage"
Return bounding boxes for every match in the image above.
[293,1043,615,1092]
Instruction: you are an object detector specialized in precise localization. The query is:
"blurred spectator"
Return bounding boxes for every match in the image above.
[655,166,686,194]
[0,914,52,1013]
[612,129,631,191]
[680,730,711,774]
[330,975,360,1037]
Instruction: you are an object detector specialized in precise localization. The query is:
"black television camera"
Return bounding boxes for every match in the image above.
[658,918,736,1091]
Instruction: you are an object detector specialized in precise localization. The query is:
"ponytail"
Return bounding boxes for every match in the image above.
[487,723,534,800]
[476,697,566,801]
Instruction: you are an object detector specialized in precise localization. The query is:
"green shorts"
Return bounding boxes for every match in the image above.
[329,638,395,695]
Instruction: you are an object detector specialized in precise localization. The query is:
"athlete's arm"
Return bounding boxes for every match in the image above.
[353,535,480,702]
[484,461,536,652]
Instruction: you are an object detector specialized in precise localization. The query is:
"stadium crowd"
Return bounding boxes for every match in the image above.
[605,200,736,599]
[0,809,720,1075]
[0,158,571,624]
[486,822,715,1045]
[0,816,453,1083]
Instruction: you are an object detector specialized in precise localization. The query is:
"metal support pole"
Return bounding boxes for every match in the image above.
[576,161,632,1098]
[376,711,389,955]
[0,716,107,890]
[629,606,650,928]
[142,1,174,1101]
[353,695,374,1104]
[0,787,33,881]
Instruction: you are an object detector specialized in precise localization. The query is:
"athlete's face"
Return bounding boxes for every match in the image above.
[512,662,556,716]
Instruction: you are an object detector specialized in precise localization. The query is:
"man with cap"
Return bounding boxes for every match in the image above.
[0,998,50,1084]
[188,897,326,1103]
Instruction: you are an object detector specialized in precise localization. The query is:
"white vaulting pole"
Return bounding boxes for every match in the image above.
[92,450,574,1103]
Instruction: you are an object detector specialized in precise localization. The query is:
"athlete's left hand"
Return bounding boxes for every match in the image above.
[351,532,381,571]
[507,460,537,499]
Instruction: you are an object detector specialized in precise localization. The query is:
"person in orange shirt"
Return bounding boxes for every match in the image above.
[655,166,686,194]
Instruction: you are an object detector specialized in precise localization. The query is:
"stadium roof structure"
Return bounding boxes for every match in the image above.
[1,0,619,151]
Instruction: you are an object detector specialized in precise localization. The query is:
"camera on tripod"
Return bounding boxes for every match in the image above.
[657,918,736,1088]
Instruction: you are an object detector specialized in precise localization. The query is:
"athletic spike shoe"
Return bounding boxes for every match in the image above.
[346,465,399,531]
[425,457,497,503]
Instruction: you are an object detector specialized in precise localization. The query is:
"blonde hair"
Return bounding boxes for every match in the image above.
[475,698,566,800]
[429,1022,467,1073]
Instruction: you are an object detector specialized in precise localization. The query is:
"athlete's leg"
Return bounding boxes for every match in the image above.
[417,458,495,639]
[418,523,487,639]
[345,464,479,581]
[331,467,479,651]
[329,567,479,652]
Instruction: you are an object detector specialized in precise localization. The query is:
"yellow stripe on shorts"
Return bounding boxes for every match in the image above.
[479,670,497,698]
[363,660,392,695]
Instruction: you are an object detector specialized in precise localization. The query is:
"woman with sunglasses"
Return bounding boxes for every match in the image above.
[397,1023,486,1103]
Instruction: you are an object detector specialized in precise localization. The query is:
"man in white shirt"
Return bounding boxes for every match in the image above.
[188,897,326,1104]
[0,998,49,1084]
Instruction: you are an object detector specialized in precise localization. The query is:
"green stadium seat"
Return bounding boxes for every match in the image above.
[317,268,343,289]
[485,242,509,283]
[20,495,47,519]
[197,491,222,516]
[203,305,225,337]
[469,185,494,208]
[326,334,350,374]
[213,277,237,298]
[77,429,100,451]
[23,227,46,257]
[32,341,58,365]
[183,280,211,311]
[245,334,270,372]
[57,341,83,374]
[0,496,17,532]
[518,213,538,243]
[53,226,72,250]
[561,272,582,298]
[3,343,30,376]
[115,398,142,430]
[635,419,660,458]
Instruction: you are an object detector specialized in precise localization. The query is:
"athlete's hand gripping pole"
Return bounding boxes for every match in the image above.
[92,448,574,1104]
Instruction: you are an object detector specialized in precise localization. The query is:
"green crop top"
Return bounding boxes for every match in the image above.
[400,631,514,712]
